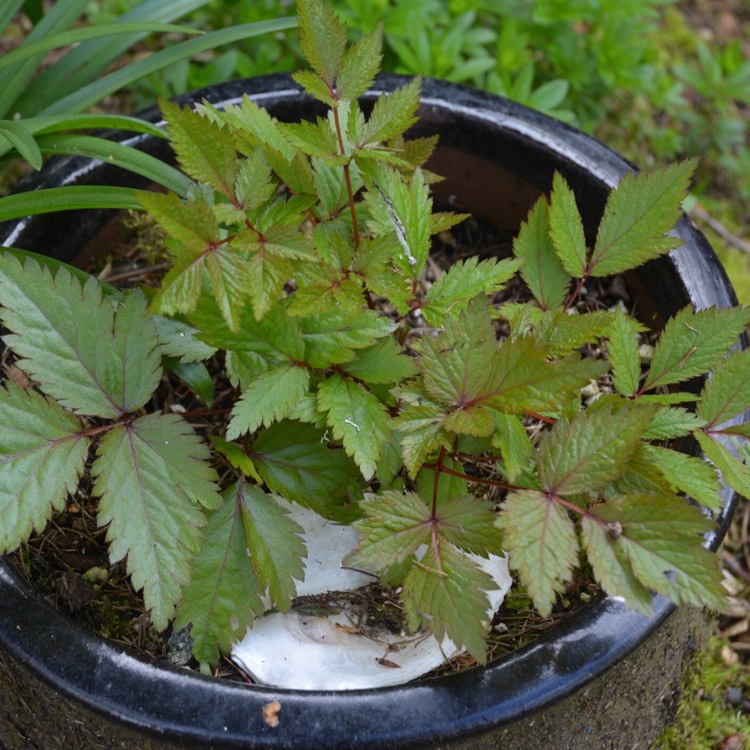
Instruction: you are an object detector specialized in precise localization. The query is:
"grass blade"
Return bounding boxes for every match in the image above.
[0,0,91,119]
[39,19,298,116]
[33,134,194,195]
[15,0,212,115]
[0,1,25,37]
[0,186,150,221]
[0,23,202,74]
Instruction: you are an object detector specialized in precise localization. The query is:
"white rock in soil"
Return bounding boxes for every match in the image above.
[231,499,512,690]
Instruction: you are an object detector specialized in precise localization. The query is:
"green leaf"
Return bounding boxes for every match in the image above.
[221,95,297,162]
[435,495,503,556]
[341,338,418,384]
[403,537,497,662]
[491,412,534,482]
[297,0,347,87]
[643,405,706,440]
[153,316,217,363]
[0,120,42,169]
[534,309,615,357]
[211,436,264,485]
[317,374,391,480]
[190,296,305,362]
[538,403,656,496]
[169,360,215,407]
[161,98,237,198]
[292,69,336,107]
[642,444,722,512]
[497,489,579,616]
[395,401,453,477]
[513,194,571,310]
[249,420,362,523]
[175,486,265,668]
[484,337,608,416]
[239,484,306,612]
[0,383,89,552]
[590,492,726,611]
[336,23,383,101]
[140,191,218,250]
[607,311,645,397]
[548,172,587,277]
[589,161,697,276]
[227,364,310,438]
[697,347,750,428]
[299,308,394,368]
[92,414,221,630]
[580,515,653,616]
[363,77,422,145]
[345,491,431,572]
[643,306,750,392]
[0,258,162,418]
[0,186,147,221]
[696,429,750,499]
[278,117,338,158]
[372,167,431,277]
[421,256,520,328]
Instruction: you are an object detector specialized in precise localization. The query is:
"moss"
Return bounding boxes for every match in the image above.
[654,636,750,749]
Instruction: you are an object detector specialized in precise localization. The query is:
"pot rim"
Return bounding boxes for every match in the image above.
[0,73,740,749]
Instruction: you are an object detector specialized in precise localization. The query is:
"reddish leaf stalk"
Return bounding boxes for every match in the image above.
[331,104,360,248]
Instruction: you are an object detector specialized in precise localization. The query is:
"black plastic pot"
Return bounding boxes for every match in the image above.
[0,75,741,750]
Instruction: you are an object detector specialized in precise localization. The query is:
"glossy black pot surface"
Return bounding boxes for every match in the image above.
[0,75,740,750]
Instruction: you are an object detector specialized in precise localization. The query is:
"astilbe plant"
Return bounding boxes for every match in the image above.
[1,0,749,670]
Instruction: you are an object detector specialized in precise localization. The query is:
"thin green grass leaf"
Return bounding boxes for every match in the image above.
[0,186,149,221]
[0,22,201,73]
[33,133,193,195]
[37,19,298,116]
[0,121,42,169]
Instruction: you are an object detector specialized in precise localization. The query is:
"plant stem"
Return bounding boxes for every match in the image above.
[332,104,360,248]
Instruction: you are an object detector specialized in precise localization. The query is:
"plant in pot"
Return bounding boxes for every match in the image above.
[1,1,749,747]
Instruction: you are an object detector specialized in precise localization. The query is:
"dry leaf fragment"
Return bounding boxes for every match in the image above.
[262,700,281,728]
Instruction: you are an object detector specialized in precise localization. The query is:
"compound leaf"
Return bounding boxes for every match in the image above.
[435,495,503,556]
[161,98,237,198]
[539,403,656,496]
[403,537,497,662]
[363,76,422,146]
[249,420,362,523]
[0,257,162,418]
[297,0,347,87]
[227,364,310,438]
[589,160,697,276]
[581,515,653,616]
[513,194,570,310]
[175,485,265,668]
[239,483,307,612]
[643,305,750,392]
[421,256,520,328]
[548,172,587,277]
[642,444,722,512]
[336,22,383,101]
[607,311,646,397]
[92,413,221,631]
[590,492,726,611]
[696,429,750,500]
[345,490,431,572]
[497,489,578,616]
[317,374,391,480]
[697,347,750,428]
[0,383,89,552]
[341,337,419,384]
